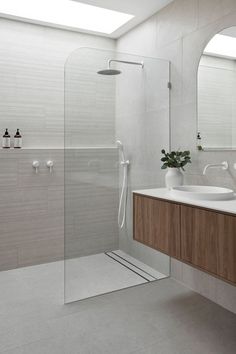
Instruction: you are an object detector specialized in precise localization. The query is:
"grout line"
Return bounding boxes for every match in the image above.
[105,252,150,282]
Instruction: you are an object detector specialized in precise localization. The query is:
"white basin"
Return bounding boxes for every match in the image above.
[170,185,235,201]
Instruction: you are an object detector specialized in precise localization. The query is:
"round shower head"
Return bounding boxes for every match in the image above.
[97,69,121,76]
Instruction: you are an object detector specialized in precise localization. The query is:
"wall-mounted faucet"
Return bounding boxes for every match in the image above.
[32,160,40,174]
[203,161,228,175]
[46,160,54,173]
[32,160,54,174]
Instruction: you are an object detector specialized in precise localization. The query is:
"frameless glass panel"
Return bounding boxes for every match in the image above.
[65,48,170,303]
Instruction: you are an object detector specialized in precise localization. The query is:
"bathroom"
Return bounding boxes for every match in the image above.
[0,0,235,353]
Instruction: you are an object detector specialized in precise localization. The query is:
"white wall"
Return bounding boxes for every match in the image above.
[0,18,115,148]
[65,47,116,148]
[115,52,170,275]
[64,48,119,261]
[117,0,236,314]
[0,18,116,270]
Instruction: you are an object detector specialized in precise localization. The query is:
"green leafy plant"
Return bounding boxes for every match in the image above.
[161,149,191,171]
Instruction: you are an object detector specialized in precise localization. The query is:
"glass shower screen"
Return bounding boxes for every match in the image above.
[64,48,170,303]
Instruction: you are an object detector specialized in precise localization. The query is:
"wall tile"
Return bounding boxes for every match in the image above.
[157,39,183,107]
[0,158,18,189]
[0,18,115,270]
[115,51,170,275]
[117,14,158,58]
[182,263,217,303]
[216,278,236,314]
[0,18,115,149]
[0,149,64,270]
[170,258,183,281]
[156,0,198,48]
[198,0,236,28]
[18,238,64,268]
[0,247,18,271]
[65,148,119,258]
[65,52,116,148]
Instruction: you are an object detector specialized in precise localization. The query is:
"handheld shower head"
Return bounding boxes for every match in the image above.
[116,140,125,162]
[116,140,123,150]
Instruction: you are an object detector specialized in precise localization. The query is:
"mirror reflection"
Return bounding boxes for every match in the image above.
[198,27,236,150]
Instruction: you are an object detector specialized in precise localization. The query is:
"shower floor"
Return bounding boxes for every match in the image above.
[0,258,235,353]
[65,250,166,302]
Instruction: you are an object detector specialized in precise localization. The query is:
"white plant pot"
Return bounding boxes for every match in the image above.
[165,168,184,189]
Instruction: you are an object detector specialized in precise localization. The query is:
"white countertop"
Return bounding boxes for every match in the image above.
[133,188,236,215]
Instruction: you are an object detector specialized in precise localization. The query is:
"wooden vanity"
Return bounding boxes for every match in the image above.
[133,189,236,285]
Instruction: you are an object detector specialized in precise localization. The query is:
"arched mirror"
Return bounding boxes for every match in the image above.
[197,27,236,150]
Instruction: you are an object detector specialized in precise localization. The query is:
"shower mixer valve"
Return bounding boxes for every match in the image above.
[32,160,40,174]
[120,160,130,166]
[46,160,54,173]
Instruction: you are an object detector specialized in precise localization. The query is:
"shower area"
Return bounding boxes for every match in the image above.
[64,48,170,303]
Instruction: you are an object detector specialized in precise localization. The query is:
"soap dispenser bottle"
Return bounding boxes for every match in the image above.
[14,129,22,149]
[197,132,203,151]
[2,129,10,149]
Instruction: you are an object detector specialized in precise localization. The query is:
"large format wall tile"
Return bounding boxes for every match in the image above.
[18,238,64,268]
[65,48,116,148]
[115,51,170,274]
[0,18,115,148]
[198,0,236,28]
[65,148,119,259]
[64,48,119,261]
[156,0,198,48]
[0,247,18,271]
[0,149,64,270]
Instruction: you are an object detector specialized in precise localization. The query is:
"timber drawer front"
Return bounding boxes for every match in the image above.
[133,193,236,285]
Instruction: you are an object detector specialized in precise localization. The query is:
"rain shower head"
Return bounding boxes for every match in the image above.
[97,59,144,76]
[97,69,121,75]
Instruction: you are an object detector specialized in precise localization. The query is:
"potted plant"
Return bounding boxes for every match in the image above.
[161,149,191,189]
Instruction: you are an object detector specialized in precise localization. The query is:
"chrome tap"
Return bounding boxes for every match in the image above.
[203,161,228,175]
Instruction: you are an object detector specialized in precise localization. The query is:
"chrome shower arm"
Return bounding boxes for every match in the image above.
[108,59,144,69]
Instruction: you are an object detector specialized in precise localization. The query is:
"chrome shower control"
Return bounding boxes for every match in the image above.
[46,160,54,173]
[32,161,40,174]
[120,160,130,166]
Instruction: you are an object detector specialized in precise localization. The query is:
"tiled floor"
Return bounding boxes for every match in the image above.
[0,261,235,353]
[65,250,166,302]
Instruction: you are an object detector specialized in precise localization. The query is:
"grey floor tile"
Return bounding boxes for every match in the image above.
[0,262,236,354]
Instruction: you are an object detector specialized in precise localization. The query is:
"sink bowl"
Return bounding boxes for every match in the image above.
[170,185,235,201]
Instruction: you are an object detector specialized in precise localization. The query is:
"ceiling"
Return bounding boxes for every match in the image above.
[0,0,174,38]
[72,0,174,38]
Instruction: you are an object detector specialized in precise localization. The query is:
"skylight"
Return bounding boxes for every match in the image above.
[204,34,236,59]
[0,0,134,34]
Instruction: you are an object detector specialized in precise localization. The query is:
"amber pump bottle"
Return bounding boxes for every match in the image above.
[2,129,10,148]
[14,129,22,149]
